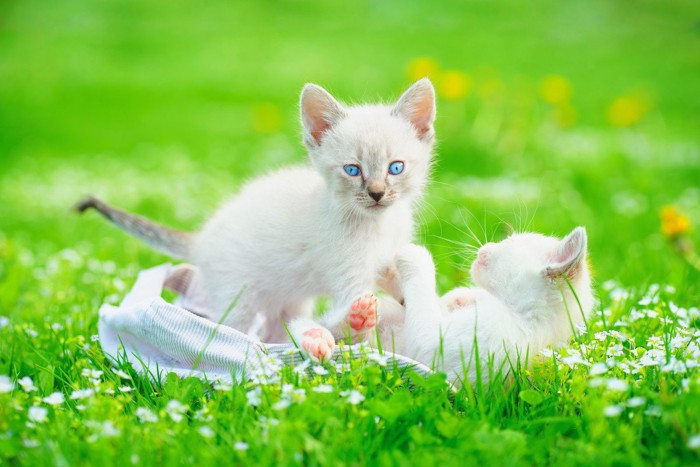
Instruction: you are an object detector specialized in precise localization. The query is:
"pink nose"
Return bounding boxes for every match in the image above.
[476,242,496,263]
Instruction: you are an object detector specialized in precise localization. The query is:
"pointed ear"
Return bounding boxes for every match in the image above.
[543,227,587,280]
[300,84,346,148]
[391,78,436,143]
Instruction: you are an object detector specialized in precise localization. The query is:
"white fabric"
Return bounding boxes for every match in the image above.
[98,264,431,383]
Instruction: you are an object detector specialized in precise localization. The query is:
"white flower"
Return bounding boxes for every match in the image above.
[688,435,700,450]
[607,344,624,358]
[0,375,14,393]
[112,369,131,380]
[312,365,329,375]
[312,384,334,393]
[22,439,40,448]
[198,426,215,438]
[626,397,646,408]
[246,387,262,407]
[81,369,103,380]
[135,407,158,423]
[234,441,249,451]
[644,405,662,417]
[291,388,306,404]
[91,334,100,342]
[594,332,608,341]
[661,358,687,374]
[166,400,187,423]
[70,388,95,400]
[589,363,608,376]
[341,390,365,405]
[0,316,9,328]
[101,421,120,437]
[606,378,629,392]
[293,360,311,375]
[561,354,590,368]
[42,392,65,406]
[647,336,663,347]
[603,405,623,418]
[213,381,232,392]
[25,328,38,339]
[28,406,48,423]
[18,377,37,392]
[118,386,135,393]
[368,352,388,367]
[51,323,64,331]
[272,399,291,411]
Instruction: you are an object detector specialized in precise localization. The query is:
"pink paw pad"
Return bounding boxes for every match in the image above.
[348,293,378,331]
[301,328,335,362]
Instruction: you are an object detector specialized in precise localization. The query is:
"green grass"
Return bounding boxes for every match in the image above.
[1,0,700,464]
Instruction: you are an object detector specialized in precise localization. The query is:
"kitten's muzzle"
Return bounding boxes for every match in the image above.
[368,189,385,202]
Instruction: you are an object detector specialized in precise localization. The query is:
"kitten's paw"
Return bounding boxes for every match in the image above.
[442,287,476,312]
[348,292,378,331]
[300,328,335,362]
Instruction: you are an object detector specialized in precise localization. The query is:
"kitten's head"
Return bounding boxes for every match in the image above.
[470,227,593,320]
[300,79,436,215]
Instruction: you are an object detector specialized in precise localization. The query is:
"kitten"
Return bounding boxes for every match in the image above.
[77,79,437,361]
[374,227,593,385]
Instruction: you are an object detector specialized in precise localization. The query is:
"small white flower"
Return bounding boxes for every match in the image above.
[90,334,100,342]
[22,439,40,448]
[594,331,608,341]
[661,358,686,374]
[28,406,48,423]
[368,352,388,367]
[0,375,14,393]
[0,317,9,328]
[561,354,590,368]
[293,360,311,375]
[234,441,249,451]
[246,387,262,407]
[112,369,131,380]
[166,400,187,423]
[135,407,158,423]
[603,405,623,418]
[42,392,65,406]
[213,381,232,392]
[647,336,663,347]
[81,369,103,380]
[626,397,646,408]
[291,388,306,404]
[118,386,135,393]
[272,399,291,411]
[341,390,365,405]
[687,434,700,450]
[312,384,334,393]
[644,405,662,417]
[198,426,215,438]
[70,388,95,400]
[51,323,64,331]
[25,328,38,339]
[101,421,120,437]
[589,363,608,376]
[18,377,37,392]
[312,365,329,375]
[606,378,629,392]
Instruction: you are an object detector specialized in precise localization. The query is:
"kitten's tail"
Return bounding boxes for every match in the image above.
[74,196,193,260]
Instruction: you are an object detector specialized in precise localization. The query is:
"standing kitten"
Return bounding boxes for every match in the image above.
[77,79,437,361]
[375,227,593,385]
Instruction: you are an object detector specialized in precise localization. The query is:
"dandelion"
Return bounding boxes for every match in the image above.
[42,392,65,406]
[18,376,37,392]
[0,375,14,393]
[607,92,650,127]
[234,441,249,451]
[341,390,365,405]
[28,406,48,423]
[312,384,334,393]
[198,426,215,439]
[603,405,623,418]
[70,388,95,400]
[661,206,691,238]
[438,70,471,100]
[406,57,438,82]
[166,400,187,423]
[135,407,158,423]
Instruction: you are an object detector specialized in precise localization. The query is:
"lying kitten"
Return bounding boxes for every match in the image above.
[77,79,437,361]
[376,227,593,385]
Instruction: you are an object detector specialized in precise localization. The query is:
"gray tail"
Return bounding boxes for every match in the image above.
[75,196,193,260]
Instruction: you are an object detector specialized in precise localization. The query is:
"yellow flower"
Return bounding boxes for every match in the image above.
[540,75,572,105]
[438,70,471,100]
[406,57,439,82]
[251,103,282,134]
[607,91,650,127]
[660,206,691,237]
[554,102,577,128]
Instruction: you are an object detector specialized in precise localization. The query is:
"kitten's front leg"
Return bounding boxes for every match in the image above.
[377,264,404,305]
[288,317,335,363]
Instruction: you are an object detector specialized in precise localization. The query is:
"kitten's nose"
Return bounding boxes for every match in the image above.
[368,190,385,202]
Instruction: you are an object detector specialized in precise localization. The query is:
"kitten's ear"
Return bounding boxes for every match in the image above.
[391,78,436,143]
[543,227,587,281]
[300,84,346,148]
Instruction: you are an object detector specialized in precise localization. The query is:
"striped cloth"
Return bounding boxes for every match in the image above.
[98,264,432,383]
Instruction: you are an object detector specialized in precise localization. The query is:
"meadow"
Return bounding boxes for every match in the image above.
[1,0,699,464]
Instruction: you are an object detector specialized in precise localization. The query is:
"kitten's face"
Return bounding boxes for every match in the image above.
[470,228,589,309]
[300,79,436,216]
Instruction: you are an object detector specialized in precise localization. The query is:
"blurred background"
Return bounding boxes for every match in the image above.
[1,0,699,298]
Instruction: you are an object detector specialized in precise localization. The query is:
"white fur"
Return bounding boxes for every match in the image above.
[189,79,436,358]
[377,227,593,385]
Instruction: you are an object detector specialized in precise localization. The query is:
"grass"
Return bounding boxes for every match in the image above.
[1,0,700,464]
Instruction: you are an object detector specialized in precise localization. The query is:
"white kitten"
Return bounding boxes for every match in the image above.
[376,227,593,385]
[77,79,437,361]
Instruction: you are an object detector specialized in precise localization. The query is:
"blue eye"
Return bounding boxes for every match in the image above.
[343,164,361,177]
[388,161,404,175]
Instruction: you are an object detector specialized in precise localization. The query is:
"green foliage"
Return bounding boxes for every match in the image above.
[1,0,699,464]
